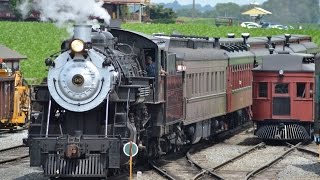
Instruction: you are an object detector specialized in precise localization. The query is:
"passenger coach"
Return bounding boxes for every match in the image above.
[252,53,315,140]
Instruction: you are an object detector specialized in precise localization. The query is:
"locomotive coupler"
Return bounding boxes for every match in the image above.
[65,131,82,158]
[65,144,80,158]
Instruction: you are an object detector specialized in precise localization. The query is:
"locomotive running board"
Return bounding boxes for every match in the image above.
[44,154,106,177]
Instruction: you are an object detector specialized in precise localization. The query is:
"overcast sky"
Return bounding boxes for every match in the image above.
[151,0,267,6]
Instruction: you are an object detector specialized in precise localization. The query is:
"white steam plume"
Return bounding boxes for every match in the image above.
[17,0,110,26]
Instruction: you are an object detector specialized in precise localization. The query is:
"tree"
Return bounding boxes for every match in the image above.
[212,3,241,18]
[9,0,22,20]
[149,5,177,24]
[176,8,202,18]
[261,0,319,24]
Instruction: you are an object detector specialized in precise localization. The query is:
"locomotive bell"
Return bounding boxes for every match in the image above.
[73,25,92,43]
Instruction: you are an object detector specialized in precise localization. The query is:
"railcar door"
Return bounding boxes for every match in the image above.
[272,82,291,118]
[164,53,183,124]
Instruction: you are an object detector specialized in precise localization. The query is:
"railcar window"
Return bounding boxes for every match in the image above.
[275,83,289,94]
[296,83,306,98]
[166,53,176,75]
[310,83,314,98]
[215,72,218,92]
[206,72,210,93]
[259,82,268,97]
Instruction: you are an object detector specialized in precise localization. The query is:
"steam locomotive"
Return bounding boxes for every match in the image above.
[26,24,318,178]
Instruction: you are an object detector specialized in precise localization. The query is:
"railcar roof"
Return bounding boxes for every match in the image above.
[170,47,227,61]
[225,49,255,58]
[253,54,314,72]
[274,34,311,40]
[287,44,307,53]
[250,48,271,56]
[0,44,26,61]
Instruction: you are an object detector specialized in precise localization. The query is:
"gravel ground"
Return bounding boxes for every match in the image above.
[1,128,320,180]
[190,128,320,180]
[0,158,46,180]
[0,130,28,149]
[0,130,47,180]
[276,151,320,180]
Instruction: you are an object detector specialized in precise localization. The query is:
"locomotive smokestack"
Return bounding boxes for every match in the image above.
[74,25,92,43]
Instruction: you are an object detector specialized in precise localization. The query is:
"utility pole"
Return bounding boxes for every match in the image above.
[192,0,195,22]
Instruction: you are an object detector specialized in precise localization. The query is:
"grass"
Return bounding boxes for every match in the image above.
[0,21,68,83]
[0,20,319,83]
[121,23,320,45]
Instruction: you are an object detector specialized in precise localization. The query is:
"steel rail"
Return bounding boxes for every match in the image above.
[0,154,29,164]
[245,142,302,180]
[149,161,176,180]
[148,121,252,180]
[0,145,29,164]
[296,146,319,157]
[0,128,26,135]
[187,121,253,180]
[0,144,25,153]
[186,148,224,180]
[286,142,319,157]
[211,142,266,171]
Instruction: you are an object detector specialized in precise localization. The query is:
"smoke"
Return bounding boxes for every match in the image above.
[17,0,110,26]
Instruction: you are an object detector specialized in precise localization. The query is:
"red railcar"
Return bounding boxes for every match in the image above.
[252,53,315,140]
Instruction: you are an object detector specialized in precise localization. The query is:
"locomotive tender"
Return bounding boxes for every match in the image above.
[26,24,318,178]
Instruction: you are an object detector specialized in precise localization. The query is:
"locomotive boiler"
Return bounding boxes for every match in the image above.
[26,24,319,178]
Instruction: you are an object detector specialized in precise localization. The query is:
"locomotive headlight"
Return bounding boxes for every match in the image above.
[70,39,85,52]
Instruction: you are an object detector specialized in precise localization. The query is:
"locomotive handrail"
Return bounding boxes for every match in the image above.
[93,47,123,76]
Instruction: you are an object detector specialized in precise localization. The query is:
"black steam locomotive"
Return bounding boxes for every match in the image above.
[26,24,318,178]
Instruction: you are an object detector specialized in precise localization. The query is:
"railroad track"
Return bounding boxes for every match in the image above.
[244,142,302,180]
[149,149,202,180]
[185,141,311,180]
[150,121,253,180]
[0,128,27,135]
[0,145,29,164]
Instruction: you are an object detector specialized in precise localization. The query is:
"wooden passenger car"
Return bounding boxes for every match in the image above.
[252,53,315,140]
[111,29,318,145]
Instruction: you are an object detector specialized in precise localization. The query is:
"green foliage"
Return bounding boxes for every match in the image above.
[212,3,241,19]
[1,21,319,82]
[0,21,68,83]
[262,0,320,24]
[122,23,320,46]
[9,0,22,19]
[149,5,177,24]
[174,0,319,24]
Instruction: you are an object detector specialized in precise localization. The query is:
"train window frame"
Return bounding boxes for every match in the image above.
[258,82,268,98]
[310,83,314,99]
[296,82,306,98]
[274,83,289,94]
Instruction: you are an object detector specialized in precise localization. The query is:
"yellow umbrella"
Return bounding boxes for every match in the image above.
[242,7,272,16]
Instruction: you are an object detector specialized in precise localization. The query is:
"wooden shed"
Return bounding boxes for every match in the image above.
[103,0,150,22]
[0,44,26,72]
